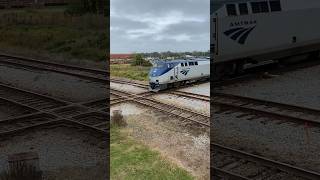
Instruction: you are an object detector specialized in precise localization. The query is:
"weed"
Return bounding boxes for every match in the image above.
[111,110,127,127]
[0,165,42,180]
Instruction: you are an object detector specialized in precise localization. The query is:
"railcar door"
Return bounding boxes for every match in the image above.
[174,65,178,80]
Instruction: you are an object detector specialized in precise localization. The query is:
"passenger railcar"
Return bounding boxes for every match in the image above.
[149,59,210,91]
[212,0,320,80]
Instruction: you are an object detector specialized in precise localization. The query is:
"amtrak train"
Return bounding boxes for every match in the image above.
[149,59,210,91]
[212,0,320,80]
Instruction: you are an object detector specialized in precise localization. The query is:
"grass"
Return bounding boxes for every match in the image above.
[110,64,151,81]
[0,7,108,62]
[111,126,194,180]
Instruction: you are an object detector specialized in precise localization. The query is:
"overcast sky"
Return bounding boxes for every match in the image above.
[111,0,209,53]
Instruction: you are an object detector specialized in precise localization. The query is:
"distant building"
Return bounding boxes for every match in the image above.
[166,57,175,60]
[110,54,134,64]
[185,55,194,59]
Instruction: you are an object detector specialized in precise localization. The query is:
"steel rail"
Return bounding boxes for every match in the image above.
[0,55,108,83]
[0,53,108,75]
[212,143,320,180]
[213,92,320,128]
[212,167,250,180]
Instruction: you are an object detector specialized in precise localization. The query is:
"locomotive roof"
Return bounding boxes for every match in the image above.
[212,0,320,13]
[156,58,209,64]
[212,0,248,12]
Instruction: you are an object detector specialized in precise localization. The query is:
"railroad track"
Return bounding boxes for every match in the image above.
[111,77,210,102]
[0,54,109,163]
[170,91,210,102]
[0,118,108,153]
[213,92,320,128]
[0,54,108,83]
[111,89,210,128]
[212,143,320,180]
[110,77,148,89]
[110,89,154,105]
[213,74,256,89]
[0,82,108,134]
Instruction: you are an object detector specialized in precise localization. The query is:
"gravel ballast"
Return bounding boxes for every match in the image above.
[216,64,320,109]
[179,82,210,96]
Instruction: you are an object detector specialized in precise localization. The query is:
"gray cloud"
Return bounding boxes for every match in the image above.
[111,0,209,53]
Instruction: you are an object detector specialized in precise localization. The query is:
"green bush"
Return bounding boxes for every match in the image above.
[65,0,106,15]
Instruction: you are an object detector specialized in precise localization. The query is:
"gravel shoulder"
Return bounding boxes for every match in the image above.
[0,126,107,179]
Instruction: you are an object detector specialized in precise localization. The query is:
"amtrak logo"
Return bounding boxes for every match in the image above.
[180,68,190,76]
[230,20,256,27]
[224,26,256,45]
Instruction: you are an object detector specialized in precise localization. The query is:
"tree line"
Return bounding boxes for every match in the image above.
[66,0,108,16]
[140,51,210,59]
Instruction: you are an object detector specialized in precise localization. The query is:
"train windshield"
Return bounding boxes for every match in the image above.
[154,61,166,68]
[149,61,169,77]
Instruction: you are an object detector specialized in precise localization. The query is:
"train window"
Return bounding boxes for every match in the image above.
[189,62,194,66]
[181,63,184,67]
[195,61,198,65]
[292,36,297,43]
[251,2,260,13]
[251,1,269,13]
[260,2,269,12]
[238,3,248,15]
[226,4,237,16]
[185,62,188,66]
[269,0,281,12]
